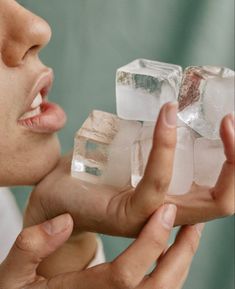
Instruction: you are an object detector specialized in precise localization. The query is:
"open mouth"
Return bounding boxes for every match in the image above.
[19,92,44,120]
[18,70,67,134]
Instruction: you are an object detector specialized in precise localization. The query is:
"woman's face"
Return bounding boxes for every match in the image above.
[0,0,67,185]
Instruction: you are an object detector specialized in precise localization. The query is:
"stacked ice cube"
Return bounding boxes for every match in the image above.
[71,110,141,188]
[178,66,234,139]
[71,59,234,194]
[116,59,182,121]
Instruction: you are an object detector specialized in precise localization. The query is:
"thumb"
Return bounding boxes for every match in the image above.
[132,102,178,216]
[0,214,73,287]
[212,113,235,214]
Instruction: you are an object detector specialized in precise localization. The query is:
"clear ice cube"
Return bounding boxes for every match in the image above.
[168,127,194,195]
[116,59,182,121]
[178,66,235,140]
[131,122,155,187]
[71,110,141,188]
[132,125,194,195]
[194,137,225,187]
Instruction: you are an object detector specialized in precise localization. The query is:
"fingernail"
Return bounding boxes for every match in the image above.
[226,113,235,138]
[42,214,71,235]
[229,112,235,128]
[195,223,205,237]
[164,102,178,127]
[161,204,177,229]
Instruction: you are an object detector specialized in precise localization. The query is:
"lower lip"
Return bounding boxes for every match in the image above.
[18,102,67,134]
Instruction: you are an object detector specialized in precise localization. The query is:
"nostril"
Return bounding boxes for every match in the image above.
[1,43,25,67]
[1,4,52,67]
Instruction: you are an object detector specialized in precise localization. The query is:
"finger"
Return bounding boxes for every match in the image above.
[212,114,235,215]
[36,205,176,289]
[164,114,235,226]
[220,113,235,164]
[165,186,214,226]
[133,102,178,214]
[0,214,73,287]
[146,224,204,289]
[110,204,177,288]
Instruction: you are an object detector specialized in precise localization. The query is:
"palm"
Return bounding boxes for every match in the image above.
[25,151,233,238]
[25,107,234,236]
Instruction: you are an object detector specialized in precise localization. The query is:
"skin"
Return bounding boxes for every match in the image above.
[0,206,205,289]
[0,0,233,286]
[0,0,96,276]
[24,103,234,277]
[25,105,235,237]
[0,0,60,185]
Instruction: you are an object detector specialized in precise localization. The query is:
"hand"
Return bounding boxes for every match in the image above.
[0,205,205,289]
[25,103,234,237]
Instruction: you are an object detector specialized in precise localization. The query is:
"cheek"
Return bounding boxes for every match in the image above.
[0,70,61,185]
[0,132,61,186]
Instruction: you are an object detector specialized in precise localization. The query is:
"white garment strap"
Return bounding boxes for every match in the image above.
[0,187,22,263]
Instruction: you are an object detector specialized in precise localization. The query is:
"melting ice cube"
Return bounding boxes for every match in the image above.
[178,66,235,139]
[168,127,194,195]
[194,137,225,187]
[131,122,155,187]
[116,59,182,121]
[71,110,141,188]
[132,123,195,195]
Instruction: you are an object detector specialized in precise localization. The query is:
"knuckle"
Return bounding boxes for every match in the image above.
[15,229,34,253]
[110,263,136,289]
[216,199,235,216]
[183,233,198,256]
[151,235,167,251]
[159,134,176,150]
[153,179,170,193]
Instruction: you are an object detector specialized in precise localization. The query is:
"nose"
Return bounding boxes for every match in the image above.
[1,2,52,67]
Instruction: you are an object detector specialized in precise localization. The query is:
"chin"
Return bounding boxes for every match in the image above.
[0,134,62,187]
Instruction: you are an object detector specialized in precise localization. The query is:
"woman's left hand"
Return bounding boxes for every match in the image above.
[0,205,204,289]
[24,103,234,237]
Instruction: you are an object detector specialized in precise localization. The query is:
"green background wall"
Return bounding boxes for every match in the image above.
[13,1,234,288]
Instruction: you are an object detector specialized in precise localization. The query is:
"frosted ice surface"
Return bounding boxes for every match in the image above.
[194,137,225,187]
[116,59,182,121]
[178,66,235,139]
[132,125,195,195]
[168,127,194,195]
[71,110,141,188]
[131,122,155,187]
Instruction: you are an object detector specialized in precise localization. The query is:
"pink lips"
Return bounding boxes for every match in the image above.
[18,69,67,134]
[18,102,67,133]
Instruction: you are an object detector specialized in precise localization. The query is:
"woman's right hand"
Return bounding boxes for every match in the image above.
[25,104,234,239]
[0,205,204,289]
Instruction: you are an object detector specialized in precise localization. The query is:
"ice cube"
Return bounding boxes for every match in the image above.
[116,59,182,121]
[131,122,156,187]
[71,110,141,188]
[168,127,194,195]
[178,66,235,140]
[194,137,225,187]
[132,125,194,195]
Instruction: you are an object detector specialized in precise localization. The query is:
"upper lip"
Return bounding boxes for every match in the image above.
[25,68,54,112]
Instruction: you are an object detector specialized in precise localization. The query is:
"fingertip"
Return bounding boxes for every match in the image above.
[220,113,235,163]
[147,204,177,232]
[42,213,74,236]
[194,223,205,237]
[152,101,178,148]
[177,223,204,245]
[157,101,178,130]
[160,204,177,230]
[220,113,234,139]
